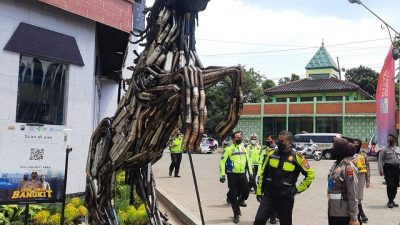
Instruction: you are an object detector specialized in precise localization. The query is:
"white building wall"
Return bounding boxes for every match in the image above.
[0,0,96,193]
[99,79,119,119]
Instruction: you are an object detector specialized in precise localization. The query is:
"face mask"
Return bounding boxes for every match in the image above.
[277,142,286,152]
[250,140,257,145]
[236,139,243,145]
[265,141,271,147]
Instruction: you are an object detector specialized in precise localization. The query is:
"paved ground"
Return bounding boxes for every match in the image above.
[153,151,400,225]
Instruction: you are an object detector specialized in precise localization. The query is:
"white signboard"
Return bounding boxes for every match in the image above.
[0,122,70,204]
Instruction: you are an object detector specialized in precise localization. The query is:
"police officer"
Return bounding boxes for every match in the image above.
[254,131,315,225]
[264,134,277,151]
[260,134,279,225]
[247,134,262,192]
[353,138,370,223]
[220,131,253,223]
[378,134,400,208]
[327,137,359,225]
[169,130,183,177]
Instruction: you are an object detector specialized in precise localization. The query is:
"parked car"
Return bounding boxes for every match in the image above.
[200,138,218,154]
[294,133,342,160]
[222,137,232,148]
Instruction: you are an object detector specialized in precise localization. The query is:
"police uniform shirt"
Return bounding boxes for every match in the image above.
[327,157,358,221]
[378,146,400,172]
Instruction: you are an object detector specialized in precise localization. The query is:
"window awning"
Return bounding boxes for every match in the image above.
[4,23,84,66]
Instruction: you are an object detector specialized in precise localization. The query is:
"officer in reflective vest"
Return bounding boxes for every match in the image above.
[327,137,359,225]
[353,138,370,223]
[259,133,279,224]
[254,131,315,225]
[259,134,279,173]
[247,134,262,192]
[220,131,253,223]
[169,131,183,177]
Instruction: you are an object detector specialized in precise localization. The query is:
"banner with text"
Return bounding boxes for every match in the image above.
[375,45,396,148]
[0,122,71,204]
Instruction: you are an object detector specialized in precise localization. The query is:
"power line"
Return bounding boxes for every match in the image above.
[198,37,387,47]
[199,38,389,57]
[201,45,388,57]
[198,38,314,47]
[200,46,316,57]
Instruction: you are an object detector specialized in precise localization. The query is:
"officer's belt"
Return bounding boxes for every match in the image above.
[231,152,246,156]
[328,194,342,200]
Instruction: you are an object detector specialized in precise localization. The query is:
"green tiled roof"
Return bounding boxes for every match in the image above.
[305,45,339,71]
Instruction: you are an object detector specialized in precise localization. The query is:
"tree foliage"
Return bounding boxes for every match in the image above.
[262,79,276,90]
[205,67,268,138]
[344,65,379,97]
[278,73,300,85]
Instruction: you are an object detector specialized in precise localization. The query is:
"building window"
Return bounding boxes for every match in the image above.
[16,55,67,125]
[300,97,313,102]
[316,117,342,133]
[289,97,297,102]
[326,96,342,101]
[288,117,313,134]
[264,117,286,138]
[276,98,286,102]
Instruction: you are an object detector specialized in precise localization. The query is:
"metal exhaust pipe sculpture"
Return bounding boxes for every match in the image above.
[85,0,244,224]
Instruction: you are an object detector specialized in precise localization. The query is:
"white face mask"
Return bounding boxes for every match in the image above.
[250,140,257,145]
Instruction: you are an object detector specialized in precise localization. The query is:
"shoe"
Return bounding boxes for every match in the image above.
[239,201,247,207]
[169,171,172,177]
[226,197,231,204]
[270,217,277,224]
[393,202,399,207]
[233,214,239,223]
[359,214,368,223]
[174,175,181,177]
[387,202,394,208]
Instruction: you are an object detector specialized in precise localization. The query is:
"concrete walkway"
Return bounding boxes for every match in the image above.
[154,152,400,225]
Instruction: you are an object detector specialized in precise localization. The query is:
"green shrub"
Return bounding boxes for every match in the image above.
[114,171,149,225]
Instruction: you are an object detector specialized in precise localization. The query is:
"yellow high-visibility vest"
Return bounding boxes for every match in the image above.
[356,154,367,173]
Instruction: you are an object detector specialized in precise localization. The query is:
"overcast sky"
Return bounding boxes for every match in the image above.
[146,0,400,83]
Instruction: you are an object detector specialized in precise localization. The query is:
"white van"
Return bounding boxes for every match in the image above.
[294,133,342,159]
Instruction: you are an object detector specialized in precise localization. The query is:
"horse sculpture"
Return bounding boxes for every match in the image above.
[85,0,244,224]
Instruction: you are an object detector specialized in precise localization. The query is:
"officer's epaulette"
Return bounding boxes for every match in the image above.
[341,156,355,166]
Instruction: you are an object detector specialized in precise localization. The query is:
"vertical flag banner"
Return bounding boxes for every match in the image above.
[0,122,70,204]
[375,45,396,148]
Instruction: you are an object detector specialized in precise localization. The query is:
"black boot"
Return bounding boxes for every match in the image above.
[233,214,239,223]
[358,204,368,222]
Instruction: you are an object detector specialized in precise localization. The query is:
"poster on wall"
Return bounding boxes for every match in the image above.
[0,122,71,204]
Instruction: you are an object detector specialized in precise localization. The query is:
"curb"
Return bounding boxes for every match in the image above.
[156,188,202,225]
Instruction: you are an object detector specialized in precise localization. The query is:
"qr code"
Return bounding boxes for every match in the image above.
[29,148,44,160]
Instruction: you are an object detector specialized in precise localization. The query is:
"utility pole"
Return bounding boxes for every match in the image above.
[337,57,342,80]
